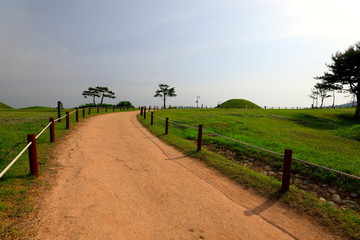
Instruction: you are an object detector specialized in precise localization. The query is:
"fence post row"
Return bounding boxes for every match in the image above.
[66,112,70,130]
[281,149,293,192]
[49,118,55,142]
[165,117,169,135]
[27,134,39,177]
[197,124,203,152]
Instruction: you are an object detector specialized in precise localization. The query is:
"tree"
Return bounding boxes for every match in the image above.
[314,82,331,109]
[96,86,116,106]
[154,84,177,108]
[308,88,318,108]
[82,87,100,105]
[315,42,360,119]
[117,101,134,108]
[82,86,116,106]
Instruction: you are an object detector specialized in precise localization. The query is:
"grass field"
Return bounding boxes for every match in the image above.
[138,107,360,239]
[0,106,119,239]
[145,108,360,191]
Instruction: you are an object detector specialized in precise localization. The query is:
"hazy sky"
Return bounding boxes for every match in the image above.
[0,0,359,108]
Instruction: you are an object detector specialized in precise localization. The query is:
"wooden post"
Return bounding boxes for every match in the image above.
[106,107,108,112]
[140,107,143,116]
[151,112,154,125]
[97,106,100,113]
[143,107,147,119]
[57,101,62,123]
[82,108,85,118]
[27,134,39,177]
[197,124,203,152]
[49,118,55,143]
[88,107,91,115]
[113,106,115,112]
[165,117,169,135]
[66,112,70,129]
[281,149,293,192]
[76,108,79,122]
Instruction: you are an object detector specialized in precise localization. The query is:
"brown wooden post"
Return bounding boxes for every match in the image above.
[113,106,115,112]
[151,112,154,125]
[197,124,203,152]
[76,108,79,122]
[143,107,147,119]
[149,106,151,112]
[82,108,85,117]
[27,134,39,177]
[140,107,143,116]
[49,118,55,143]
[66,112,70,129]
[106,107,108,112]
[97,106,100,113]
[281,149,293,192]
[88,107,91,115]
[165,117,169,135]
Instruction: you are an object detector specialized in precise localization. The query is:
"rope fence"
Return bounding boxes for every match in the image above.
[142,108,360,191]
[36,122,52,139]
[0,106,136,179]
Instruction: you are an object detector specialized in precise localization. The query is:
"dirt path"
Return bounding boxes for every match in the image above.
[34,112,339,240]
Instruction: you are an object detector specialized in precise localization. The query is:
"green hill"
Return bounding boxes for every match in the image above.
[0,102,12,109]
[219,99,261,109]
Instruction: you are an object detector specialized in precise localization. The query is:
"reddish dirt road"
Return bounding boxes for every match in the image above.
[34,112,339,240]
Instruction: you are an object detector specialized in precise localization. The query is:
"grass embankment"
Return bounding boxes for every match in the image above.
[0,106,123,239]
[219,99,261,109]
[138,108,360,239]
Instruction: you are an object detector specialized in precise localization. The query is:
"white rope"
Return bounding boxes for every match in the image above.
[54,115,67,122]
[168,120,198,130]
[69,110,77,114]
[151,115,360,181]
[153,114,165,121]
[292,157,360,180]
[0,142,32,179]
[36,122,52,139]
[202,129,284,157]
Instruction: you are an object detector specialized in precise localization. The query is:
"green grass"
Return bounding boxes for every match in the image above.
[219,98,261,109]
[144,108,360,192]
[138,108,360,239]
[0,102,12,110]
[0,106,131,239]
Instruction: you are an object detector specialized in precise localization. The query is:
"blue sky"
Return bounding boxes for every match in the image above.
[0,0,359,108]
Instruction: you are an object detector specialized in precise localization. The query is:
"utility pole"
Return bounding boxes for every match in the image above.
[196,96,200,108]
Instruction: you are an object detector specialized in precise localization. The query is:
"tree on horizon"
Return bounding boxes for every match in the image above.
[82,86,116,106]
[154,84,176,108]
[82,87,101,105]
[315,42,360,119]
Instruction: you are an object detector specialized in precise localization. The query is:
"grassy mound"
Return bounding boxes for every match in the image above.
[219,99,261,109]
[0,102,12,109]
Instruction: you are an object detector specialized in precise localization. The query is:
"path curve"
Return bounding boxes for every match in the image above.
[34,112,339,240]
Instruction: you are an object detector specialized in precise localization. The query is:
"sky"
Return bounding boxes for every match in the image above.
[0,0,359,109]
